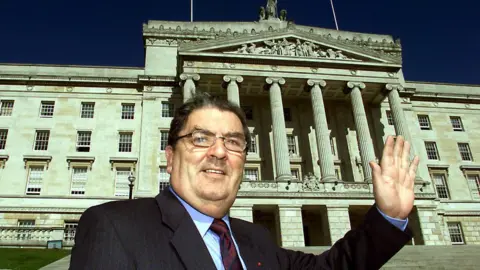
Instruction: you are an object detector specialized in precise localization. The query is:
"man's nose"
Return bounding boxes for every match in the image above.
[207,138,227,159]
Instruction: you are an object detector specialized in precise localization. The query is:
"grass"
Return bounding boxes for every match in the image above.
[0,248,70,270]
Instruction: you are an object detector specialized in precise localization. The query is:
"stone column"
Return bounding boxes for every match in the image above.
[307,79,336,181]
[223,75,243,106]
[180,73,200,103]
[345,82,376,182]
[266,77,291,181]
[326,205,351,244]
[278,205,305,247]
[229,204,253,223]
[416,206,446,245]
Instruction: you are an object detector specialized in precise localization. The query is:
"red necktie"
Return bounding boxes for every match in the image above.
[210,219,243,270]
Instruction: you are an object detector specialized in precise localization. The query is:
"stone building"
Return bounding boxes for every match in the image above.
[0,2,479,249]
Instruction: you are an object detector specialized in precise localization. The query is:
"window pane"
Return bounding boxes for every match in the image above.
[121,104,135,119]
[418,115,430,130]
[71,167,88,195]
[425,142,439,160]
[0,129,8,149]
[244,169,259,181]
[119,133,133,152]
[248,135,257,153]
[115,168,131,196]
[448,223,464,244]
[386,110,394,125]
[458,143,473,161]
[433,174,449,199]
[40,101,55,117]
[34,131,50,151]
[81,102,95,118]
[0,100,14,116]
[160,131,168,150]
[27,166,44,195]
[161,102,174,117]
[287,135,297,155]
[64,222,78,241]
[77,131,91,152]
[158,167,170,192]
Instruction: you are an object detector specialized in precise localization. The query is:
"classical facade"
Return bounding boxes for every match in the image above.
[1,3,480,249]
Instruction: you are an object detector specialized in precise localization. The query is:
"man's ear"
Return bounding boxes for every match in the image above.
[165,145,174,174]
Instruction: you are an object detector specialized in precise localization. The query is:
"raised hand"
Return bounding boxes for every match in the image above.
[369,135,420,220]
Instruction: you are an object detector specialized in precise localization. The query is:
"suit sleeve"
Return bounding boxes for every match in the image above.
[277,205,412,270]
[69,206,135,270]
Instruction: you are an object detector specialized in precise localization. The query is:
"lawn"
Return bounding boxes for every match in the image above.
[0,248,70,270]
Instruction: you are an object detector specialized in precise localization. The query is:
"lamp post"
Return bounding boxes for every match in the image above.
[128,172,136,200]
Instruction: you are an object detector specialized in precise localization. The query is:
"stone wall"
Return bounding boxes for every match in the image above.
[445,216,480,245]
[327,205,351,244]
[278,205,305,247]
[416,206,446,245]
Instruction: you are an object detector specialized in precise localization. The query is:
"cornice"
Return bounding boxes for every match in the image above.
[0,207,86,213]
[236,191,437,199]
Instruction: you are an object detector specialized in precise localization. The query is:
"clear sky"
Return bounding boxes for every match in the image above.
[0,0,478,84]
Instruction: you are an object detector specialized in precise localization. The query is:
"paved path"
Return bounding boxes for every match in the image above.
[39,255,71,270]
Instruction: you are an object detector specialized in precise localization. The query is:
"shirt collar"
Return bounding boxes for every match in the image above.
[169,187,231,237]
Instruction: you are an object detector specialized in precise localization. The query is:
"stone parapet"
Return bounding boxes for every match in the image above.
[278,205,305,247]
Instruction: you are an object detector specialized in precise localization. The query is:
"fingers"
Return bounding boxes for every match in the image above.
[381,136,395,168]
[370,160,382,186]
[393,136,404,169]
[408,156,420,190]
[401,140,411,170]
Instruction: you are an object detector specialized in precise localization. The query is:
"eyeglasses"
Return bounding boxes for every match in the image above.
[176,130,247,153]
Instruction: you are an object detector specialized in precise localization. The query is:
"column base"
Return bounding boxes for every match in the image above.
[276,174,293,182]
[363,177,372,183]
[321,175,338,182]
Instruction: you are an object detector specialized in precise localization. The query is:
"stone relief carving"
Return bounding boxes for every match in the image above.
[226,38,359,61]
[302,172,321,191]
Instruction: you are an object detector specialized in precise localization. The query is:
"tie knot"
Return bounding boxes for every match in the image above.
[210,218,229,236]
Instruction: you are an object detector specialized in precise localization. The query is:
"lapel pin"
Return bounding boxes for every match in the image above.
[257,262,262,267]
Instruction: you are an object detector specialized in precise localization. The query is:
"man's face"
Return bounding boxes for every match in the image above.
[165,107,246,216]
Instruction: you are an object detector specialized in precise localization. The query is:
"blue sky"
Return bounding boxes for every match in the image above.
[0,0,478,84]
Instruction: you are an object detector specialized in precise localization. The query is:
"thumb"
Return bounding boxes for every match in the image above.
[370,161,382,185]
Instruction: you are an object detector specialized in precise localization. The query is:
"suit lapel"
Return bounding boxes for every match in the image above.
[156,189,216,270]
[230,219,267,270]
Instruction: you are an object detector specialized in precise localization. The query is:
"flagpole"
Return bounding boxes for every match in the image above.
[190,0,193,22]
[330,0,339,30]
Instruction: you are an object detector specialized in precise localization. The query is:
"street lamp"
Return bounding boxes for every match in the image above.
[128,172,136,200]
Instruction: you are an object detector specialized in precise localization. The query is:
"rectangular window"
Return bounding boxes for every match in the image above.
[241,106,253,120]
[34,130,50,151]
[63,222,78,241]
[160,131,168,151]
[76,131,91,152]
[0,129,8,150]
[18,220,35,226]
[0,100,14,116]
[291,169,300,180]
[40,101,55,118]
[386,110,394,125]
[114,167,131,196]
[330,137,336,156]
[418,115,431,130]
[81,102,95,118]
[244,168,259,181]
[287,135,297,156]
[450,116,464,131]
[158,167,170,192]
[248,135,257,154]
[458,143,473,161]
[467,174,480,200]
[448,222,465,244]
[26,166,44,195]
[283,108,292,122]
[118,132,133,152]
[335,167,341,180]
[121,103,135,119]
[433,173,449,199]
[425,142,439,160]
[161,102,174,118]
[71,167,88,195]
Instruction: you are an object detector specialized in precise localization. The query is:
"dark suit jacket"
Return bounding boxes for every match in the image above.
[69,189,412,270]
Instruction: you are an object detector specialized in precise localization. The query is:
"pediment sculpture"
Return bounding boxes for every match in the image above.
[225,38,360,61]
[302,172,322,192]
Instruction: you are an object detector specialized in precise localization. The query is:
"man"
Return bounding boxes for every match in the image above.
[70,93,419,269]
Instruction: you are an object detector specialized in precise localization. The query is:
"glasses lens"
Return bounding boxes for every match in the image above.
[191,131,214,147]
[224,137,246,152]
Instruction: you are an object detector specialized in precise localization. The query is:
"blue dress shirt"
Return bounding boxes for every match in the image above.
[169,187,408,270]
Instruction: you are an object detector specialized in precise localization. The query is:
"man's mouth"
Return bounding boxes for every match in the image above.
[202,169,226,175]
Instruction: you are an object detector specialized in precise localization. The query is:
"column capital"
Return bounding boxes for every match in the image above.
[223,75,244,84]
[180,73,200,81]
[385,83,404,92]
[307,79,326,88]
[346,81,366,90]
[265,77,285,85]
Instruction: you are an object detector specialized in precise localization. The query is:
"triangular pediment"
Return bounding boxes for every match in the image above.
[179,31,401,65]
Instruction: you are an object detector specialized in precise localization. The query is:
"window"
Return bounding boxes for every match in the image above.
[287,135,297,156]
[433,173,449,199]
[81,102,95,118]
[18,220,35,226]
[34,130,50,151]
[284,108,292,122]
[244,168,259,181]
[114,168,131,196]
[161,102,174,118]
[121,103,135,119]
[40,101,55,118]
[448,222,465,244]
[76,131,91,152]
[71,167,88,195]
[0,100,14,116]
[0,129,7,150]
[64,222,78,241]
[26,166,44,195]
[160,131,168,151]
[458,143,473,161]
[418,115,431,130]
[291,169,300,180]
[248,135,257,154]
[386,110,394,125]
[335,167,341,180]
[330,137,336,156]
[242,106,253,120]
[450,116,464,131]
[425,142,439,160]
[467,174,480,200]
[118,132,133,152]
[158,167,170,192]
